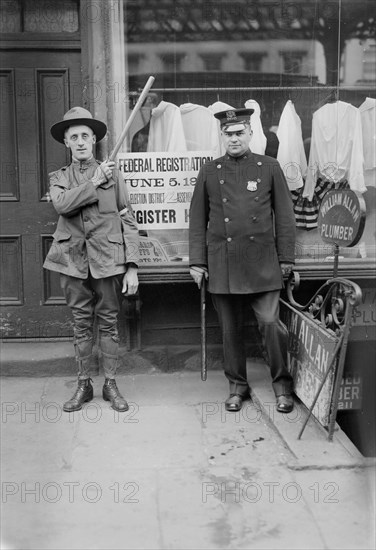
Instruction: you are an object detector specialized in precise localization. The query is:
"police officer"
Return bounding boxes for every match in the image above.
[189,108,295,413]
[44,107,140,413]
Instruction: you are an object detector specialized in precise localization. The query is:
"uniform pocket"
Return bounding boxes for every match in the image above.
[47,231,73,266]
[107,233,123,245]
[53,231,72,242]
[106,233,125,266]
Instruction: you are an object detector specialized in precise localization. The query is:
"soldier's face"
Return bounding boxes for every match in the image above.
[64,125,96,161]
[222,124,252,157]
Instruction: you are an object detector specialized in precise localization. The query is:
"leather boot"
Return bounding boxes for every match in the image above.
[102,379,129,412]
[63,378,93,412]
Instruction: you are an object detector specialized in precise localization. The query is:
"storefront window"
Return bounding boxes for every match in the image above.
[122,0,375,271]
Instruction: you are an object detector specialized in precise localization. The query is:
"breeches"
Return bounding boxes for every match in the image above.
[60,273,122,343]
[211,290,293,397]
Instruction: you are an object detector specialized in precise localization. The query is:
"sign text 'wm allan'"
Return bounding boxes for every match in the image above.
[318,189,366,247]
[281,301,338,426]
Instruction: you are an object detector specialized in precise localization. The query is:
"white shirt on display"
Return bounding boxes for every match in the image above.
[244,99,267,155]
[180,103,221,157]
[304,101,366,200]
[276,100,307,191]
[359,97,376,188]
[147,101,187,152]
[208,101,234,156]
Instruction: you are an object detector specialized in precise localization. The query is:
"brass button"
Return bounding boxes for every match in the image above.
[249,236,255,241]
[217,164,222,169]
[223,198,228,203]
[224,217,229,222]
[252,216,257,222]
[220,179,225,184]
[227,237,232,242]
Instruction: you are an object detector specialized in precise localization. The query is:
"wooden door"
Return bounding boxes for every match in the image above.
[0,49,81,339]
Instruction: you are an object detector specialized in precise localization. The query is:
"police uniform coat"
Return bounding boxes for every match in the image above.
[43,158,140,279]
[189,151,296,294]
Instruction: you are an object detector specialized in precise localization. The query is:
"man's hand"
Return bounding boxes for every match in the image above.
[280,263,293,278]
[92,160,116,188]
[122,266,139,295]
[190,266,208,289]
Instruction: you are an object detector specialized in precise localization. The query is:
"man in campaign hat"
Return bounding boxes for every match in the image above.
[44,107,140,413]
[189,108,295,413]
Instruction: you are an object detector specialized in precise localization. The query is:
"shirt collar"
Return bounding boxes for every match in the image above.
[71,155,96,168]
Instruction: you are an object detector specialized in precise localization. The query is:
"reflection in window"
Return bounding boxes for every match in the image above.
[363,43,376,82]
[199,53,225,71]
[159,53,186,73]
[280,51,306,74]
[239,52,266,72]
[124,0,376,265]
[128,53,144,74]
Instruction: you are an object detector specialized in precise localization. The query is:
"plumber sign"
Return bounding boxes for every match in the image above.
[318,189,366,247]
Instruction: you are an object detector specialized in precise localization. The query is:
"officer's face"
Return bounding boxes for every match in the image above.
[64,125,96,161]
[222,124,252,157]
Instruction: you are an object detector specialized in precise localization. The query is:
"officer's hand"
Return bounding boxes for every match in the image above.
[122,267,139,295]
[190,266,208,289]
[280,263,293,278]
[92,160,116,188]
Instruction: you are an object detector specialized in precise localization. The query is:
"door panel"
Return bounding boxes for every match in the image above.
[0,50,81,339]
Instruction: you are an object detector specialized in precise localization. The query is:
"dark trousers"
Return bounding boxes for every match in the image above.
[60,273,122,342]
[60,273,123,379]
[212,291,293,397]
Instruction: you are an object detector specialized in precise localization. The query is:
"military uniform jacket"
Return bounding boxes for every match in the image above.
[43,158,140,279]
[189,151,296,294]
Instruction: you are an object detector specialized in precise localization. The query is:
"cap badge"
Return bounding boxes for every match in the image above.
[225,110,237,120]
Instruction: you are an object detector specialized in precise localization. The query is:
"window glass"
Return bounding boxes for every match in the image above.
[0,0,79,33]
[123,0,376,268]
[0,1,22,32]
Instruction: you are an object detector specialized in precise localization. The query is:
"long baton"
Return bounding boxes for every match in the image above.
[108,76,155,162]
[200,277,207,381]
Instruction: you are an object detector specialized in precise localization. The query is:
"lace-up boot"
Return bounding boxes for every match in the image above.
[63,378,93,412]
[102,378,129,412]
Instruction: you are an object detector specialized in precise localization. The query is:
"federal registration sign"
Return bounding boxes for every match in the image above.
[318,189,366,247]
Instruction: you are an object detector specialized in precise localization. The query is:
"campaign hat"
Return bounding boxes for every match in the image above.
[50,106,107,144]
[214,108,254,132]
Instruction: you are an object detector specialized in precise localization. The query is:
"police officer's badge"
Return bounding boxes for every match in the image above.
[247,181,258,191]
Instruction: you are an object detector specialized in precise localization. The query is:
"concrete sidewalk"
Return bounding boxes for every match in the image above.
[1,360,375,550]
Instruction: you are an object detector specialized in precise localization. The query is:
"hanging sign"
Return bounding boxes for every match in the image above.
[318,189,366,247]
[281,300,338,426]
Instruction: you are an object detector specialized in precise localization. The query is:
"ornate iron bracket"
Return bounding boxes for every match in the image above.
[285,271,362,336]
